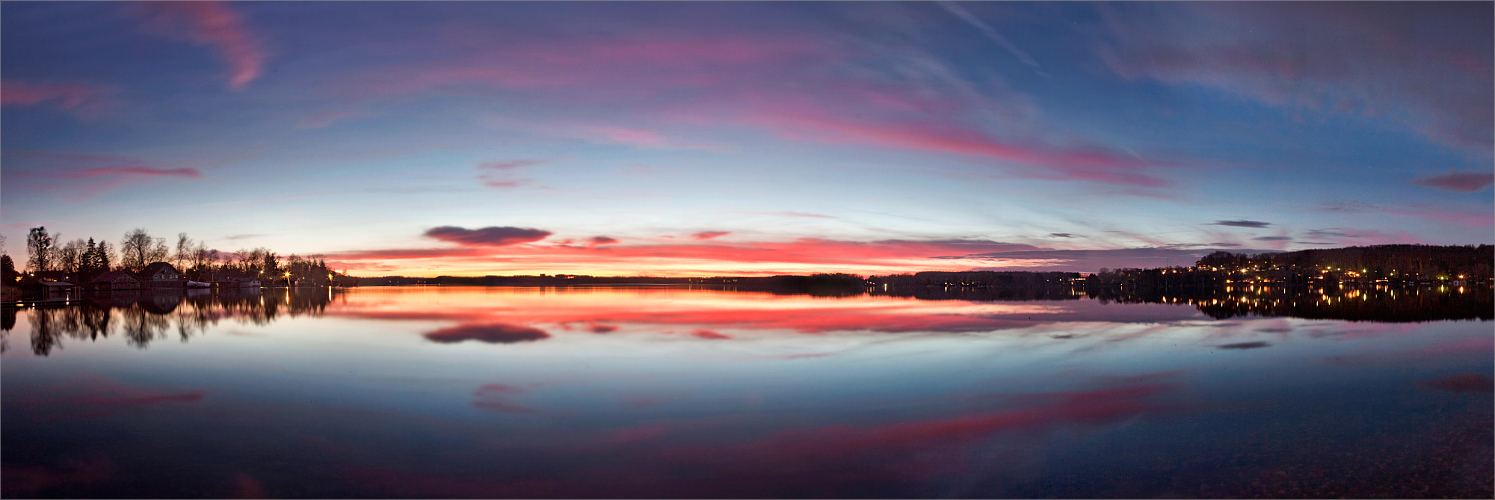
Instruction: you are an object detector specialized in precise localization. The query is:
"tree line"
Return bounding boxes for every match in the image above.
[4,226,349,286]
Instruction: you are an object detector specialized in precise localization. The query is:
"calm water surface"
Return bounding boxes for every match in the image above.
[3,286,1491,498]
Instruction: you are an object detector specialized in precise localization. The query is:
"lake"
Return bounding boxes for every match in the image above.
[3,286,1491,498]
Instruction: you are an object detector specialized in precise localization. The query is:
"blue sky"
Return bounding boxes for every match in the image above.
[3,2,1490,276]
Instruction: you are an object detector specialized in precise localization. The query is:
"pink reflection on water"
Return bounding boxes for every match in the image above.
[9,374,207,423]
[334,380,1179,498]
[324,287,1205,342]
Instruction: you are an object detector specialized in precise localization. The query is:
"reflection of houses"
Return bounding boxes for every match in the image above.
[139,262,185,289]
[141,292,184,314]
[91,290,143,308]
[216,277,262,288]
[90,271,142,291]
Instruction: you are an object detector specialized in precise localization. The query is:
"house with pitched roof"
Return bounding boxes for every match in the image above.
[138,262,185,289]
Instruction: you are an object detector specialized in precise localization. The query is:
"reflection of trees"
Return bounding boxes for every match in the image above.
[30,307,59,356]
[21,288,341,356]
[872,286,1082,302]
[120,304,172,348]
[2,307,16,353]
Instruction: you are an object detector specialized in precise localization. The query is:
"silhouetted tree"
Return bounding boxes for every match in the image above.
[1,254,18,287]
[120,228,168,272]
[57,239,86,275]
[27,226,55,272]
[174,233,193,271]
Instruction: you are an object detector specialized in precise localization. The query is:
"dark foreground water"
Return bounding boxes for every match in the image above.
[3,286,1491,498]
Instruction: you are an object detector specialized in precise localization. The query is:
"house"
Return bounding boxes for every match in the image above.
[31,281,76,297]
[139,262,185,289]
[90,271,141,291]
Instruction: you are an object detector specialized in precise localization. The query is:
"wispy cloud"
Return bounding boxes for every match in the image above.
[1,81,107,114]
[478,159,548,170]
[133,1,267,90]
[1099,2,1493,152]
[476,159,545,189]
[5,150,204,199]
[935,2,1046,75]
[741,101,1171,187]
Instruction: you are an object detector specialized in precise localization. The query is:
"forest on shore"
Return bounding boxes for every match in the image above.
[3,226,352,289]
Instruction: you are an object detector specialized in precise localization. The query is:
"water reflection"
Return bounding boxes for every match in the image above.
[5,288,339,356]
[2,286,1489,498]
[3,285,1489,357]
[1084,285,1493,322]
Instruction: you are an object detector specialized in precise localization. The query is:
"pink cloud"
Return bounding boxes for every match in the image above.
[475,161,544,189]
[1,81,102,110]
[18,166,200,180]
[323,236,1079,276]
[691,329,732,340]
[424,226,552,247]
[737,102,1169,187]
[1411,171,1495,192]
[328,25,1185,189]
[482,179,532,189]
[479,159,548,170]
[691,231,731,240]
[134,1,266,90]
[76,167,200,179]
[346,36,828,98]
[5,150,205,199]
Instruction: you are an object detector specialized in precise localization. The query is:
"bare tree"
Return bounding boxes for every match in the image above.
[27,227,55,273]
[149,237,168,265]
[189,241,209,274]
[120,228,170,272]
[57,239,87,274]
[174,233,193,270]
[120,228,153,271]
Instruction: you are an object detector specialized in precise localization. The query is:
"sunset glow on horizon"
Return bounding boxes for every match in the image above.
[4,2,1491,277]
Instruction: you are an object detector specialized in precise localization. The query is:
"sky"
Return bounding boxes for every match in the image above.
[3,1,1491,277]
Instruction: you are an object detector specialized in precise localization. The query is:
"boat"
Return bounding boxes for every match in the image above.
[186,280,213,288]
